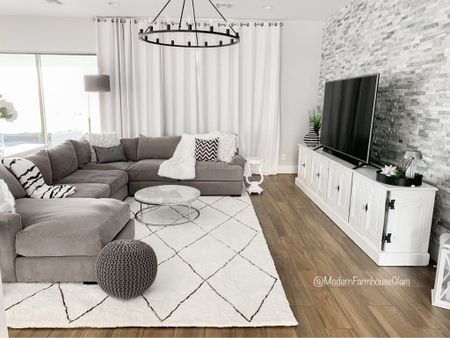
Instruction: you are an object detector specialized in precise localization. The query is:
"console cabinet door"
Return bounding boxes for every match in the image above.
[327,163,353,221]
[298,146,312,186]
[384,190,435,253]
[364,185,387,250]
[310,152,329,199]
[349,176,367,235]
[349,175,387,250]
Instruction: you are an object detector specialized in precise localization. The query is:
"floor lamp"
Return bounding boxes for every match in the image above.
[84,75,111,133]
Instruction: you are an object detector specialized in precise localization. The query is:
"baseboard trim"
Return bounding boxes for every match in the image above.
[277,165,298,174]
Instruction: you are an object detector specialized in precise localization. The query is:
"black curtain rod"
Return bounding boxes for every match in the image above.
[94,16,284,26]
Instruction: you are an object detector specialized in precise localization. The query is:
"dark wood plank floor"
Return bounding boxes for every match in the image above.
[9,175,449,338]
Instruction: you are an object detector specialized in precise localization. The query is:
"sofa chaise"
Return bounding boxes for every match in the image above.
[0,135,245,283]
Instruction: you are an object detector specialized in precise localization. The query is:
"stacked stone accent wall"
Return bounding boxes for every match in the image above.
[319,0,450,258]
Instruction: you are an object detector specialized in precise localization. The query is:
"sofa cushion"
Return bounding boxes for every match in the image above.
[127,159,173,182]
[15,198,130,257]
[68,183,111,198]
[137,136,181,160]
[58,170,128,195]
[70,139,91,168]
[0,164,26,199]
[26,150,53,185]
[121,137,139,161]
[195,161,244,181]
[81,162,135,171]
[47,140,78,182]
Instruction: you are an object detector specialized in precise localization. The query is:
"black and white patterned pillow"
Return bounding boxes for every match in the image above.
[195,138,219,162]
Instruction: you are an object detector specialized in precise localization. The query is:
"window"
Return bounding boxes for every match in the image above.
[0,55,43,149]
[0,53,98,153]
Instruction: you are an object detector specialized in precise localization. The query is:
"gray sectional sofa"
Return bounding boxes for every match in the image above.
[0,135,245,283]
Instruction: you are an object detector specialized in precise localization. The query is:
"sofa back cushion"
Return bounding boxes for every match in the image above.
[120,137,139,161]
[26,150,53,185]
[70,139,91,168]
[137,136,181,160]
[47,140,79,182]
[0,164,26,199]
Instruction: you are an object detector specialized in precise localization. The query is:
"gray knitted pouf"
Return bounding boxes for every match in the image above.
[96,240,158,299]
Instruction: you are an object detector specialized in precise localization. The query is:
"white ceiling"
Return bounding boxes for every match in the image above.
[0,0,352,20]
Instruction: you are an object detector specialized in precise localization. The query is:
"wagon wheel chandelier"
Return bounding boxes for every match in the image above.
[139,0,240,48]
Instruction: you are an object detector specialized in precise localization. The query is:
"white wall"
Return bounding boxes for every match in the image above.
[279,21,324,172]
[0,16,96,54]
[0,16,324,173]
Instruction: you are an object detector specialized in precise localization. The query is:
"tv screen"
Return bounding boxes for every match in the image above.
[320,74,379,164]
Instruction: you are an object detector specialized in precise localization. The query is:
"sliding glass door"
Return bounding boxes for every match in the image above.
[0,53,98,153]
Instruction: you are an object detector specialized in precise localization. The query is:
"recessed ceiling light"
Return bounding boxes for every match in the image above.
[262,5,272,10]
[46,0,64,5]
[107,1,120,5]
[215,3,233,9]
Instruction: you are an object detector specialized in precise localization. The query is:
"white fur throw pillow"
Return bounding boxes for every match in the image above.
[0,179,15,213]
[85,132,121,162]
[211,131,238,163]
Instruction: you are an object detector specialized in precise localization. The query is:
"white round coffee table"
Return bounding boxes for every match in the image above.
[134,185,201,226]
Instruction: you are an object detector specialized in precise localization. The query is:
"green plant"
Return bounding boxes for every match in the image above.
[394,169,406,178]
[309,109,322,133]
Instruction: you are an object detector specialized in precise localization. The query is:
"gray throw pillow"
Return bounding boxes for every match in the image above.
[70,139,91,168]
[93,145,127,163]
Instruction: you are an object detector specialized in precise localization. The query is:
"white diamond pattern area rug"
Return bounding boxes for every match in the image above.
[4,193,298,328]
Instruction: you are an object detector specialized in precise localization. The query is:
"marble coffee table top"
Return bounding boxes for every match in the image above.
[134,185,201,206]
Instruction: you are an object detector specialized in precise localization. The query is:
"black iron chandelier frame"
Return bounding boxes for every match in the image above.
[138,0,240,48]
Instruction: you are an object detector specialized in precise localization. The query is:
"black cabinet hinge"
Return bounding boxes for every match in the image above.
[386,199,396,210]
[383,233,392,244]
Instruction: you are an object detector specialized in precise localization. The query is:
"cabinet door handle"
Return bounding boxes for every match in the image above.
[302,163,306,167]
[316,173,320,177]
[363,204,368,212]
[336,185,340,192]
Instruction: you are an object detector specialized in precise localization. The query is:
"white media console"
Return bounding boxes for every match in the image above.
[295,144,437,266]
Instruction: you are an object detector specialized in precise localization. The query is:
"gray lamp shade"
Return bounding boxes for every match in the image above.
[84,75,111,92]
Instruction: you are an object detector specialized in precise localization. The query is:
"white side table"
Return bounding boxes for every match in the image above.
[0,269,8,338]
[245,157,264,195]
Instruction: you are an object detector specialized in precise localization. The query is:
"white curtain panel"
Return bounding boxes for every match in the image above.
[96,18,281,174]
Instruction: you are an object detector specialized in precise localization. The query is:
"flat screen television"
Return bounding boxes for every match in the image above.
[320,74,380,164]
